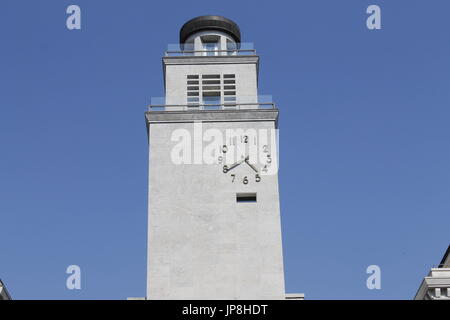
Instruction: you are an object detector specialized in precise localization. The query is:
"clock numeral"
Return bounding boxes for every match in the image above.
[223,165,228,173]
[255,174,261,182]
[262,165,268,173]
[262,145,269,153]
[266,154,272,164]
[222,145,228,153]
[218,156,223,164]
[243,176,248,185]
[231,174,235,182]
[242,135,248,143]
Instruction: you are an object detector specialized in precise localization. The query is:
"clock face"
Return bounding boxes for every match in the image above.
[217,134,273,184]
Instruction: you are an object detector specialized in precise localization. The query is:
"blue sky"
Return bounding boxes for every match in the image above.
[0,0,449,299]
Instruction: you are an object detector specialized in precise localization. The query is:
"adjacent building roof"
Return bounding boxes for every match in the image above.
[414,245,450,300]
[439,245,450,267]
[0,279,11,300]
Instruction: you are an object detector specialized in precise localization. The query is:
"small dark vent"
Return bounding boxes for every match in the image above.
[236,193,257,203]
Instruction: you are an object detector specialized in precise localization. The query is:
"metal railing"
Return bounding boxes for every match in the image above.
[147,102,276,112]
[165,49,257,57]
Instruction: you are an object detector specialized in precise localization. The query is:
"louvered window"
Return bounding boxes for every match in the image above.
[186,74,236,109]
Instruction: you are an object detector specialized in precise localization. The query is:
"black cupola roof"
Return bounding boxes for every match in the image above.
[180,15,241,44]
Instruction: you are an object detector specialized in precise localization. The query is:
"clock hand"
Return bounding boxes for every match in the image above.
[245,157,259,173]
[226,156,247,172]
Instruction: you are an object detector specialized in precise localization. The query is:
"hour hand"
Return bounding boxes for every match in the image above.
[226,157,247,172]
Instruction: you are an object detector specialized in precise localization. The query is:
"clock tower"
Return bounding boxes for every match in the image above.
[145,15,285,299]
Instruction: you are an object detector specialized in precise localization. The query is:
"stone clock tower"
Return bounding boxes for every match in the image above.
[145,16,286,300]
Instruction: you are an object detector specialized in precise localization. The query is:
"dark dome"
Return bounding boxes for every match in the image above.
[180,15,241,44]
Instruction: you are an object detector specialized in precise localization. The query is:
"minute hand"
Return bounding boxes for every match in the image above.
[245,158,259,173]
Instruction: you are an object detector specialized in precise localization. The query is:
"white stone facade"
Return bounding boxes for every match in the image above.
[145,26,286,299]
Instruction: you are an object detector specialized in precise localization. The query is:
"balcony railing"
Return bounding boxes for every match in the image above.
[165,43,256,57]
[147,102,276,112]
[165,49,256,57]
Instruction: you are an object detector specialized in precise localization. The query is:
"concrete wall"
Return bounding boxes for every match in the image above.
[146,114,285,299]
